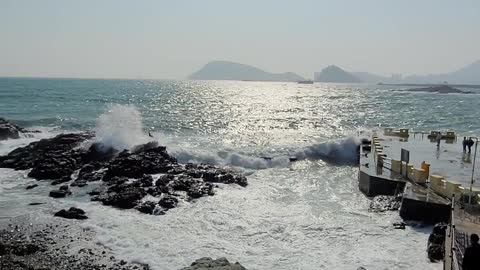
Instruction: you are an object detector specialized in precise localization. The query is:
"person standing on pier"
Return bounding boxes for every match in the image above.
[463,233,480,270]
[463,137,467,152]
[467,137,474,153]
[436,132,442,147]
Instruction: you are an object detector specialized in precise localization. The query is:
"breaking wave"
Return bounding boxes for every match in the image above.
[169,137,360,169]
[94,105,149,152]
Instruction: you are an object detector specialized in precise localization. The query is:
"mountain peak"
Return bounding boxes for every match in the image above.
[188,61,304,82]
[314,65,362,83]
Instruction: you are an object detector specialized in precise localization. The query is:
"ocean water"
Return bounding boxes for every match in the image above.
[1,78,480,269]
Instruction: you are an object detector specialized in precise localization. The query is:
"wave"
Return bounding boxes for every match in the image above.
[94,105,149,152]
[169,137,360,169]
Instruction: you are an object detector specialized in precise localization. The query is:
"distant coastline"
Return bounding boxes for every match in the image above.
[379,83,480,89]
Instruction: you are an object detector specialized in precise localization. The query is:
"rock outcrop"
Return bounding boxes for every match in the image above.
[54,207,88,220]
[181,257,247,270]
[427,223,447,262]
[0,132,248,215]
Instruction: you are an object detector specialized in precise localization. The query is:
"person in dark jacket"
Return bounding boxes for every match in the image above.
[463,233,480,270]
[466,137,474,153]
[462,137,467,152]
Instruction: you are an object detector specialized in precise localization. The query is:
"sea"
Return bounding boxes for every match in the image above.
[1,78,480,270]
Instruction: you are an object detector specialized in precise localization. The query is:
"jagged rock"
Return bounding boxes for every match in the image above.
[427,223,447,262]
[54,207,88,220]
[98,186,146,209]
[0,118,23,140]
[49,186,72,198]
[393,222,406,229]
[135,201,157,214]
[104,146,177,179]
[26,184,38,190]
[158,195,178,209]
[0,133,92,179]
[181,257,247,270]
[71,180,88,187]
[51,176,71,185]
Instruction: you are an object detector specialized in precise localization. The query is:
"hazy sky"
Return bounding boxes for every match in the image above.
[1,0,479,79]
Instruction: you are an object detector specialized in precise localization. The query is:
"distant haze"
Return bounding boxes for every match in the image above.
[1,0,479,79]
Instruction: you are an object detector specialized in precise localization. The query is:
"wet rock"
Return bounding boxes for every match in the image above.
[83,142,118,162]
[155,174,174,187]
[0,133,92,177]
[28,202,45,206]
[98,186,146,209]
[105,146,177,179]
[181,257,247,270]
[158,195,178,209]
[393,222,406,229]
[135,201,157,214]
[0,118,23,140]
[49,186,72,198]
[369,195,402,212]
[26,184,38,190]
[54,207,88,220]
[51,176,71,185]
[427,223,447,262]
[71,179,88,187]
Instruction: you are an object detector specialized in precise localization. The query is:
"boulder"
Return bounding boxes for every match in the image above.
[135,201,157,214]
[49,186,72,198]
[54,207,88,220]
[0,118,22,140]
[427,223,447,262]
[98,186,146,209]
[26,184,38,190]
[181,257,247,270]
[158,195,178,209]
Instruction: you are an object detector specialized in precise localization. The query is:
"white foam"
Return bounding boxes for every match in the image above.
[94,105,149,151]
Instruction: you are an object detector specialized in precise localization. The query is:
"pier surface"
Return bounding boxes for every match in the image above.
[380,134,480,189]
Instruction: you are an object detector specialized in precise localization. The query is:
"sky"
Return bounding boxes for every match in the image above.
[1,0,479,79]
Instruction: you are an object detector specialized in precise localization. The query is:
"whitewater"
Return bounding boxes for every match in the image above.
[2,78,480,269]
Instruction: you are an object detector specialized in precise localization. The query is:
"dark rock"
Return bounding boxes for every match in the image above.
[427,223,447,262]
[158,195,178,209]
[404,85,473,94]
[70,180,88,187]
[105,146,177,179]
[51,176,71,185]
[393,222,406,229]
[0,133,92,180]
[98,186,146,209]
[135,201,157,214]
[59,185,69,191]
[49,188,72,198]
[28,202,45,205]
[83,142,118,162]
[181,257,247,270]
[0,118,23,140]
[155,174,174,187]
[139,174,154,187]
[54,207,88,220]
[26,184,38,190]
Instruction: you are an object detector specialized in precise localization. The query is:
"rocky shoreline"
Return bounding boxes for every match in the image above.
[0,118,251,269]
[0,128,248,215]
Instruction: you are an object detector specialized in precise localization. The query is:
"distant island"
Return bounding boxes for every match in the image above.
[400,85,473,94]
[314,65,362,83]
[188,61,305,82]
[324,60,480,85]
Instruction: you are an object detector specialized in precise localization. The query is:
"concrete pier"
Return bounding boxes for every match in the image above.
[358,128,480,224]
